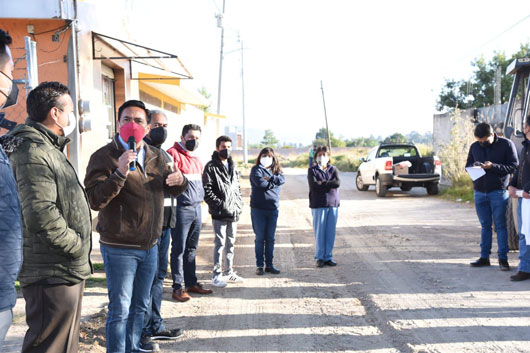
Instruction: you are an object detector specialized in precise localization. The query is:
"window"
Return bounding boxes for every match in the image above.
[102,66,116,140]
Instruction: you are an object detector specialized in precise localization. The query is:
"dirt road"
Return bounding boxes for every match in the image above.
[5,169,530,352]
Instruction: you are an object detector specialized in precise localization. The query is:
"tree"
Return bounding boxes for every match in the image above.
[261,129,279,147]
[437,43,530,111]
[383,133,407,144]
[313,127,345,147]
[197,86,212,112]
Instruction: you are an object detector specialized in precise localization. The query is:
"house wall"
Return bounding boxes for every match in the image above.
[0,18,70,131]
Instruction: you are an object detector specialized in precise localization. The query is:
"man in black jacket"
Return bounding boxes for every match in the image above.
[466,123,518,271]
[141,110,184,345]
[202,136,243,287]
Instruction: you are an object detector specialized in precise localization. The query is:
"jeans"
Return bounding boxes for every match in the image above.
[101,244,158,353]
[212,220,237,276]
[474,190,509,260]
[143,227,170,336]
[0,309,12,352]
[170,205,202,290]
[516,198,530,272]
[309,157,313,167]
[312,207,339,261]
[251,208,279,268]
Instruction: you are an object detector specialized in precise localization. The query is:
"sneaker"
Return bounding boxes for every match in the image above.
[256,267,265,275]
[151,328,184,340]
[140,336,160,352]
[187,283,213,294]
[212,275,227,288]
[470,257,490,267]
[225,271,244,283]
[499,259,510,271]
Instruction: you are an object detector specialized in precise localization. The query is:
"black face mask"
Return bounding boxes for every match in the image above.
[148,127,167,147]
[219,148,231,159]
[480,140,492,148]
[0,71,18,109]
[185,139,199,151]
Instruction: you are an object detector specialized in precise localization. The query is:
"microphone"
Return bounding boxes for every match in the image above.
[128,136,136,171]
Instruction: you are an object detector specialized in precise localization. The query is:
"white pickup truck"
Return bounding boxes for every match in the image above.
[356,143,441,197]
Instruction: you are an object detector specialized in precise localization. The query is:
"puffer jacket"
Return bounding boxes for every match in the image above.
[167,142,204,207]
[0,138,22,310]
[202,151,243,222]
[7,119,92,287]
[84,135,189,249]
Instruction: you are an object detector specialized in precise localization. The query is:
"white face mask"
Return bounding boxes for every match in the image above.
[56,112,77,136]
[260,156,273,168]
[317,156,329,166]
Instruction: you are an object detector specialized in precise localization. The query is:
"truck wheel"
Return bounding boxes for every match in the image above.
[356,173,369,191]
[507,198,519,251]
[426,183,439,195]
[375,176,387,197]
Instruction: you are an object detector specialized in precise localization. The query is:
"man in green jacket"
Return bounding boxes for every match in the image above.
[7,81,92,353]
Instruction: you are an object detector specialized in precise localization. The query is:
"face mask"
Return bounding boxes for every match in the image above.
[120,121,146,143]
[317,156,329,166]
[260,156,273,168]
[148,126,167,147]
[185,139,199,151]
[56,111,77,136]
[0,71,19,109]
[219,148,230,159]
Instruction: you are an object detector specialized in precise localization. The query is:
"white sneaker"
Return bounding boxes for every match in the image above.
[211,275,227,288]
[225,271,244,283]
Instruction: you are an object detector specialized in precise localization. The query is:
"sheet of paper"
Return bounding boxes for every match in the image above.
[516,189,524,198]
[465,166,486,181]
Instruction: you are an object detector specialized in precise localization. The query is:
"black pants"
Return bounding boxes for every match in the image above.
[22,281,84,353]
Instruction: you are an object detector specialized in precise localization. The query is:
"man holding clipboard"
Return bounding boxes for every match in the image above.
[466,123,518,271]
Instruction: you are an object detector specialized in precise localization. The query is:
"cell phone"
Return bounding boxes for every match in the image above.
[473,161,482,167]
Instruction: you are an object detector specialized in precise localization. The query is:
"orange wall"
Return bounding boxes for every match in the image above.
[1,19,70,132]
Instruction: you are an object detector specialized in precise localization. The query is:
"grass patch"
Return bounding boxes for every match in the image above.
[440,174,474,203]
[86,276,107,288]
[93,262,105,271]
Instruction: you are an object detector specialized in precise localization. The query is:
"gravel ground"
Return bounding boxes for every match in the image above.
[4,168,530,353]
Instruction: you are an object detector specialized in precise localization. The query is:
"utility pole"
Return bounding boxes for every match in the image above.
[216,0,226,115]
[240,37,248,164]
[320,80,331,151]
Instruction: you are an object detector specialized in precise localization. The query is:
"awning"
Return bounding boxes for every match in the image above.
[141,81,210,107]
[92,32,193,80]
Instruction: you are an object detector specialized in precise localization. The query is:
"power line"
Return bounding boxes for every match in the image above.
[475,13,530,52]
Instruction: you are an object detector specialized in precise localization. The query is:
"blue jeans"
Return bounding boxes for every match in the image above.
[143,227,170,336]
[101,244,158,353]
[251,208,279,268]
[516,198,530,272]
[474,190,509,260]
[312,207,339,261]
[170,205,201,289]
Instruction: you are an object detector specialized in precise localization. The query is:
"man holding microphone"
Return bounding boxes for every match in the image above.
[84,100,188,353]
